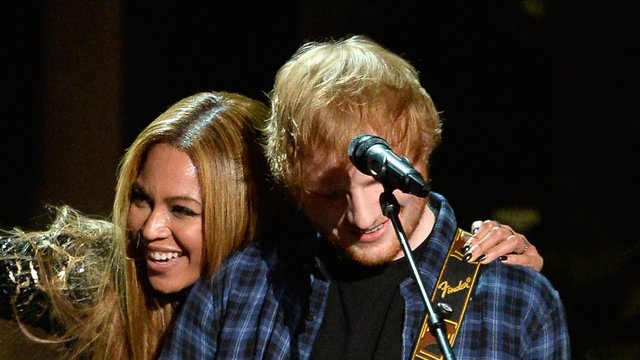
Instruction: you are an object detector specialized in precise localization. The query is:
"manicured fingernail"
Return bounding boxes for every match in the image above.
[463,253,472,262]
[476,254,487,262]
[463,237,474,247]
[461,245,470,253]
[471,221,482,234]
[498,255,508,261]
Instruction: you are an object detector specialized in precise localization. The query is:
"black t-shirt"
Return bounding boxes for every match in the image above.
[311,239,429,360]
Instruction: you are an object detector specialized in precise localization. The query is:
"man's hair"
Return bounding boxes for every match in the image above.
[264,35,442,196]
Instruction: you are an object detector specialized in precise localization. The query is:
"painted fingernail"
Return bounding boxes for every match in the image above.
[463,253,472,262]
[461,245,470,253]
[476,254,487,262]
[498,255,508,261]
[471,220,482,234]
[464,236,474,246]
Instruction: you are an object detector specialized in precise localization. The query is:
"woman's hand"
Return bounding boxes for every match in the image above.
[462,220,543,272]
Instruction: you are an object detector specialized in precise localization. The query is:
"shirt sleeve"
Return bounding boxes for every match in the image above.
[522,269,571,359]
[158,276,221,359]
[456,263,571,359]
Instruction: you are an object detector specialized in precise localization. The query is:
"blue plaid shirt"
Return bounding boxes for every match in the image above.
[159,192,570,359]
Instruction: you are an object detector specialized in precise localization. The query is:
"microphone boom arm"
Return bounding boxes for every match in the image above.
[379,190,455,360]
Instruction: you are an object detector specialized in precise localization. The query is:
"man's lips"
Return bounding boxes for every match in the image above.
[357,220,389,242]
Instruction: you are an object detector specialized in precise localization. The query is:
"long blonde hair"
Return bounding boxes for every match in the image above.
[9,91,270,359]
[1,205,120,359]
[3,91,269,359]
[107,91,269,359]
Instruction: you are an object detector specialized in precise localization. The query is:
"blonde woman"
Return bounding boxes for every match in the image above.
[1,91,270,359]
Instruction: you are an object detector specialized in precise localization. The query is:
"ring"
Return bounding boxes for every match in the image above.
[516,238,529,255]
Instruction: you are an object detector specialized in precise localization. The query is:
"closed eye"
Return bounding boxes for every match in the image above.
[171,205,200,217]
[131,187,151,207]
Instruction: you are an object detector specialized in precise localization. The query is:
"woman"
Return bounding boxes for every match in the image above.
[0,91,542,359]
[2,91,271,359]
[113,91,274,359]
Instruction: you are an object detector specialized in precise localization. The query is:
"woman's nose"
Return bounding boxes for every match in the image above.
[141,209,171,242]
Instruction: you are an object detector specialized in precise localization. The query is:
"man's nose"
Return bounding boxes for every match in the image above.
[346,187,382,229]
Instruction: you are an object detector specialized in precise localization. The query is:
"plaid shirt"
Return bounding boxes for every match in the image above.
[159,192,570,359]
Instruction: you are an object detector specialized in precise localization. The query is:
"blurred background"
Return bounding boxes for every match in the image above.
[2,1,638,358]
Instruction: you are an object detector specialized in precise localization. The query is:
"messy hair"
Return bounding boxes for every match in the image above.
[0,205,123,359]
[264,35,442,196]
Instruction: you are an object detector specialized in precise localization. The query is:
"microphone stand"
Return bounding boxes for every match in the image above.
[379,190,455,360]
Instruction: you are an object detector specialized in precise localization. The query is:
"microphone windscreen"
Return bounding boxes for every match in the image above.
[347,134,389,175]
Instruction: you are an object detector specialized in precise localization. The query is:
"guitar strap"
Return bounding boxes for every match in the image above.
[410,228,483,360]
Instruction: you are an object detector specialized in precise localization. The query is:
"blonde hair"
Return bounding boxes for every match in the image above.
[5,91,270,359]
[1,205,122,359]
[110,91,268,359]
[264,35,442,197]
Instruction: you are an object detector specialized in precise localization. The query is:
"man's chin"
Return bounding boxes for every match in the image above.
[340,242,401,267]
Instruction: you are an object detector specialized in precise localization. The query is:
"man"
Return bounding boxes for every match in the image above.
[159,35,569,359]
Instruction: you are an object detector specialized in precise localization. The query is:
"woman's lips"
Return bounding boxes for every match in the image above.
[147,250,181,261]
[145,249,185,273]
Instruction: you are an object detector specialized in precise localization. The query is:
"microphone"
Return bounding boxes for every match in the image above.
[347,134,430,197]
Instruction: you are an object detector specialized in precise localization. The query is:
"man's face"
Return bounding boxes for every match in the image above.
[298,154,431,266]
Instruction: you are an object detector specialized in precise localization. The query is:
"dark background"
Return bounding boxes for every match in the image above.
[2,1,638,358]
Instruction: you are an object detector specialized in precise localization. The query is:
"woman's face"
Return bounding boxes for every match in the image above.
[127,143,204,294]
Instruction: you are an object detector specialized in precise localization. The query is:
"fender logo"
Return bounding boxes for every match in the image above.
[437,277,472,298]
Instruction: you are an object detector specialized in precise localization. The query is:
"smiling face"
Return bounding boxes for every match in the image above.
[127,143,204,294]
[298,154,435,266]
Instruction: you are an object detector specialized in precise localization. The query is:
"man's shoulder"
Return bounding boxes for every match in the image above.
[479,262,555,290]
[476,262,564,311]
[218,233,304,282]
[221,241,278,276]
[195,242,277,302]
